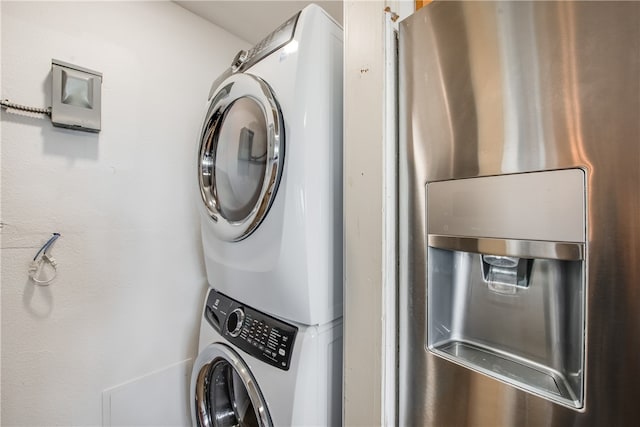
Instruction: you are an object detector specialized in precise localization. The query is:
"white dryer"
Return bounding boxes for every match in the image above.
[191,288,342,427]
[196,5,343,326]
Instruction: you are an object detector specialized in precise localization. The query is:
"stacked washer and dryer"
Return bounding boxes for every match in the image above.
[191,5,344,426]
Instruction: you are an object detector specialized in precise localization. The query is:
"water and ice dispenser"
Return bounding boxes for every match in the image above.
[426,169,586,409]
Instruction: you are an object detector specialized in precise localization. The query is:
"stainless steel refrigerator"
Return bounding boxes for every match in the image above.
[399,2,639,425]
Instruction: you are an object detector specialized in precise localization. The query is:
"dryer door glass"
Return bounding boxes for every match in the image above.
[215,97,268,222]
[198,73,284,242]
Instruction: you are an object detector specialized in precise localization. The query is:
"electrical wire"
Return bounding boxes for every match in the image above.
[29,233,61,286]
[32,232,60,261]
[0,99,51,116]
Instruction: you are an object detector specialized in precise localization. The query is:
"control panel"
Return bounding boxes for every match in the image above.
[234,11,301,71]
[204,289,298,371]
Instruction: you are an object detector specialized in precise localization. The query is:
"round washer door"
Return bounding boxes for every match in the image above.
[198,73,284,242]
[192,343,272,427]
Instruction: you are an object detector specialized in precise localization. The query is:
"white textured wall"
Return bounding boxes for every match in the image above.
[0,2,249,425]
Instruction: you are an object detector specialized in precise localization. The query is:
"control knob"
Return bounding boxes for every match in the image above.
[226,308,245,337]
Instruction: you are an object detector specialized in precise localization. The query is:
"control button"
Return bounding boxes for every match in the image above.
[278,348,286,357]
[226,308,245,338]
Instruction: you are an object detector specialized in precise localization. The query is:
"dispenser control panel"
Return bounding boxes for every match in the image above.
[204,289,297,371]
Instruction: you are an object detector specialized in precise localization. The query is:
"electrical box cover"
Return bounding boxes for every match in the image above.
[51,59,102,132]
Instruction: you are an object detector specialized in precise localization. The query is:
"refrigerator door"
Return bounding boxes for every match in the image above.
[399,1,640,425]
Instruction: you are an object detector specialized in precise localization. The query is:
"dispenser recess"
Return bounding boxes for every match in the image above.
[426,169,586,409]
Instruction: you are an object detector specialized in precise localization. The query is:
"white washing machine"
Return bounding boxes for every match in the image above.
[196,5,343,326]
[191,288,342,427]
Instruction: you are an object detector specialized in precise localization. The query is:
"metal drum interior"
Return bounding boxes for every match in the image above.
[194,345,272,427]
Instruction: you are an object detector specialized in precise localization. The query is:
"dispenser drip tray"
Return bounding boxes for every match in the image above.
[433,340,579,406]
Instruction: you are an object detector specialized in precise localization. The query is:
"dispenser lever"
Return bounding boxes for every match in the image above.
[481,255,532,294]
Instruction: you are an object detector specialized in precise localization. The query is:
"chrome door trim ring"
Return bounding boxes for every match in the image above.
[193,343,273,427]
[198,72,284,242]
